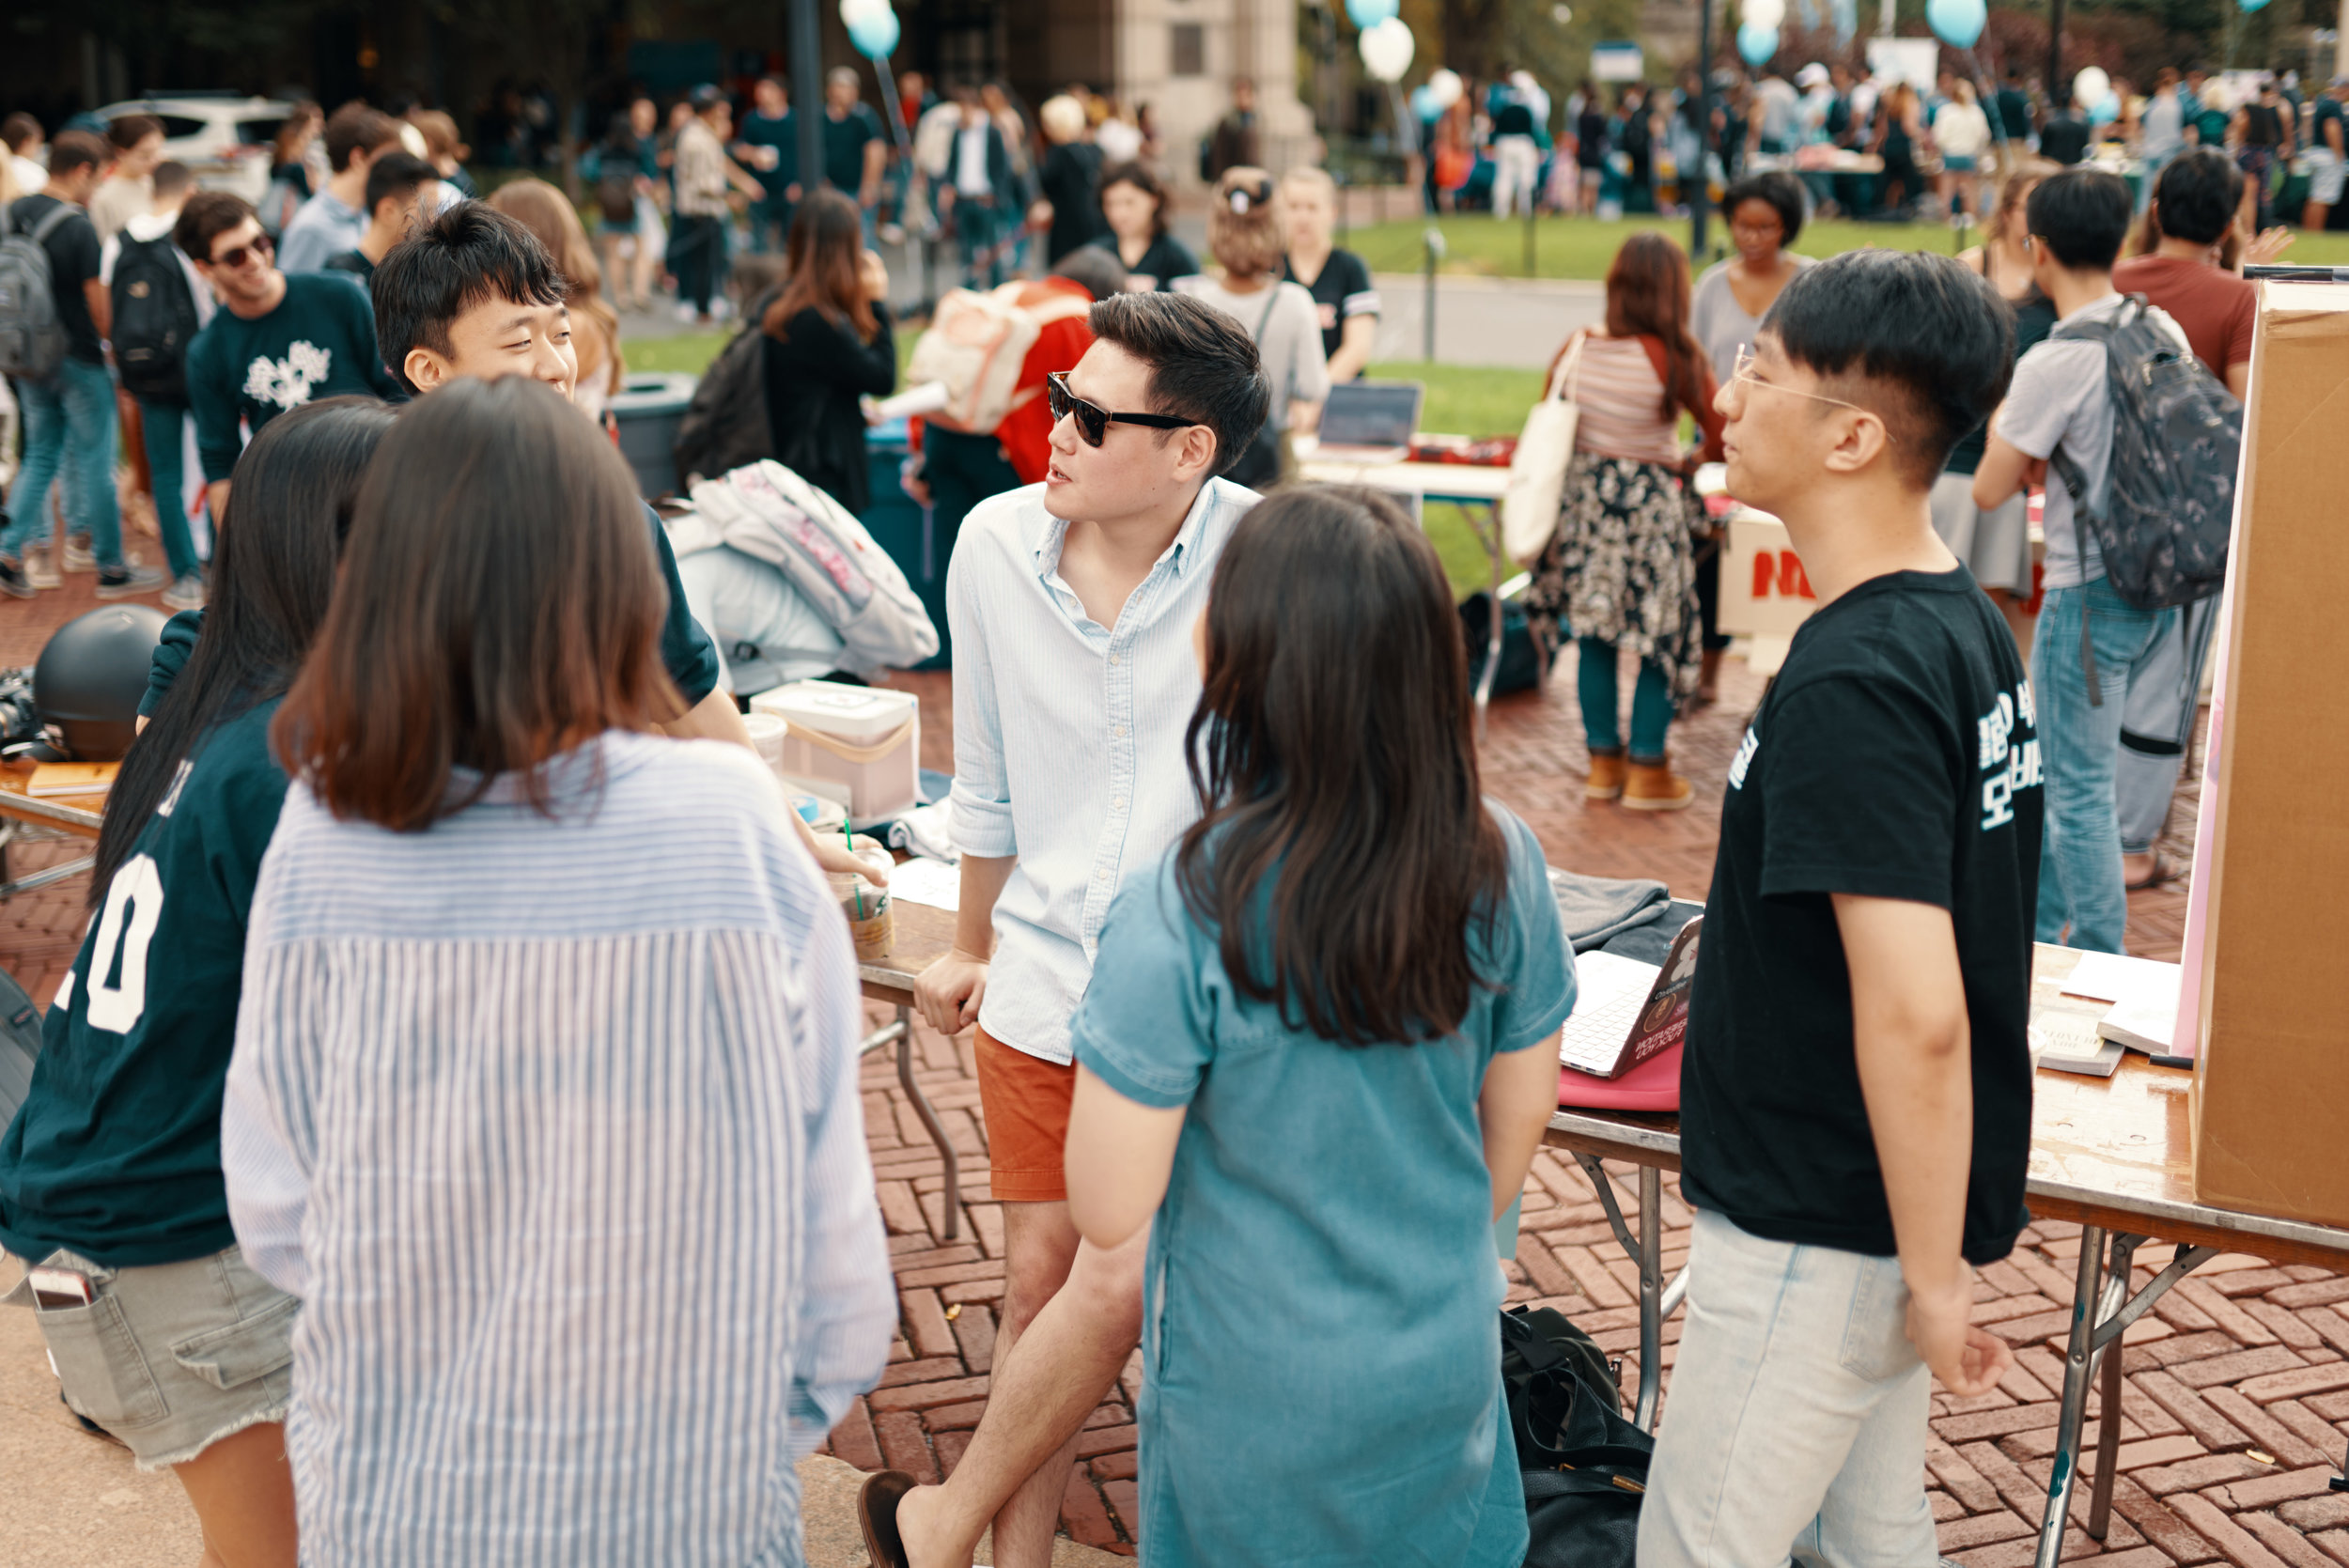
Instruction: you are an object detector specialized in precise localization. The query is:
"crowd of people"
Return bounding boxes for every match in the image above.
[0,43,2257,1568]
[1423,55,2347,233]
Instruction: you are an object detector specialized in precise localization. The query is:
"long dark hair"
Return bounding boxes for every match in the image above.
[91,398,398,903]
[1601,230,1709,424]
[273,377,681,831]
[1174,487,1510,1047]
[764,188,878,343]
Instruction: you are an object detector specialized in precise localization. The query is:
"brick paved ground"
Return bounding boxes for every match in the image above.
[8,572,2335,1564]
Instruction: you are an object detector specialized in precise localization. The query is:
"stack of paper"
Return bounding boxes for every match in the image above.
[2061,952,2185,1058]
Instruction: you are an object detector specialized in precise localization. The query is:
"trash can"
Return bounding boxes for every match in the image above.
[861,419,952,670]
[607,372,699,499]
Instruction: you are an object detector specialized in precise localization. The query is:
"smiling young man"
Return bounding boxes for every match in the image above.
[179,191,400,524]
[1641,250,2038,1567]
[362,199,814,768]
[862,293,1268,1568]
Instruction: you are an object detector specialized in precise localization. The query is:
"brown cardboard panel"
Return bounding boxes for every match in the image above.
[2191,284,2349,1229]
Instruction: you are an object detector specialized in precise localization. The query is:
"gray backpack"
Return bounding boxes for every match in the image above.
[0,200,76,380]
[2046,296,2240,613]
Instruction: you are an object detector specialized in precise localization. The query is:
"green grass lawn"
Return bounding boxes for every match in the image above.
[1337,211,2349,279]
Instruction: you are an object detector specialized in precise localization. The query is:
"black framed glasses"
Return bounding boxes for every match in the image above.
[1045,371,1198,448]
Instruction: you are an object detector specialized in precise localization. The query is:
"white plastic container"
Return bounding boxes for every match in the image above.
[752,680,920,821]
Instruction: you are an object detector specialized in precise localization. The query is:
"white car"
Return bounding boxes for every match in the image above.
[95,94,299,204]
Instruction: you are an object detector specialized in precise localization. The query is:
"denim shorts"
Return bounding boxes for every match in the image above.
[3,1245,297,1468]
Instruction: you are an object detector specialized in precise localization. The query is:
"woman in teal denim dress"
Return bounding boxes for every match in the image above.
[1064,486,1577,1566]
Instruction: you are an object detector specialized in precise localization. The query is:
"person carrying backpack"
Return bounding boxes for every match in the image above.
[101,158,212,610]
[1973,168,2228,955]
[2,130,166,601]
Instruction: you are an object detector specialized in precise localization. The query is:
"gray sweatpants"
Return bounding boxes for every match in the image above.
[2115,592,2222,856]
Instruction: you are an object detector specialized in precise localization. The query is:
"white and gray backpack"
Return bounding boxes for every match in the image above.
[672,460,941,674]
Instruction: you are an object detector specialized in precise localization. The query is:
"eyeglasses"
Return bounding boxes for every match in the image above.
[1045,371,1199,448]
[209,233,273,271]
[1729,344,1896,441]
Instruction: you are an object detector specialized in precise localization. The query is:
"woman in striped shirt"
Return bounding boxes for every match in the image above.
[1525,231,1724,811]
[221,376,894,1566]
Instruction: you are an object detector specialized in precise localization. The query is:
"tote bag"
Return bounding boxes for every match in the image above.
[1501,332,1586,564]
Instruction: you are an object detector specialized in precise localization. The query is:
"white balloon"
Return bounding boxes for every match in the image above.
[840,0,890,26]
[1428,67,1465,108]
[1359,17,1417,83]
[2073,66,2110,108]
[1744,0,1787,30]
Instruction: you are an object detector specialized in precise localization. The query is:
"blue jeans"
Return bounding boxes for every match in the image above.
[1639,1210,1937,1568]
[747,194,794,255]
[2031,578,2177,952]
[137,397,201,581]
[4,357,124,569]
[954,197,1005,288]
[1577,637,1674,758]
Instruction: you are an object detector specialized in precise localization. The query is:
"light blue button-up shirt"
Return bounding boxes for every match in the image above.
[947,476,1257,1064]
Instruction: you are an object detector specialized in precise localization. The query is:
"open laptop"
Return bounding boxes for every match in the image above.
[1311,380,1424,463]
[1558,918,1703,1079]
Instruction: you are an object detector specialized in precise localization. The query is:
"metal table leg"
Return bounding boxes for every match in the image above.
[2087,1234,2139,1540]
[860,1005,960,1242]
[1575,1154,1670,1432]
[2037,1234,2217,1567]
[2037,1224,2108,1567]
[1466,500,1506,742]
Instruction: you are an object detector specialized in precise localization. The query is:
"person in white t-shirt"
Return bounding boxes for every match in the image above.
[1972,169,2191,955]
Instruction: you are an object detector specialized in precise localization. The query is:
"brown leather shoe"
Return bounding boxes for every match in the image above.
[1584,747,1627,800]
[856,1469,917,1568]
[1623,757,1694,812]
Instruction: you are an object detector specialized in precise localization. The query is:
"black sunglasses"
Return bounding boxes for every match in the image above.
[1046,371,1197,448]
[210,233,273,271]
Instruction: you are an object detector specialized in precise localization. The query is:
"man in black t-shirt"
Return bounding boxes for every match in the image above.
[1641,251,2039,1568]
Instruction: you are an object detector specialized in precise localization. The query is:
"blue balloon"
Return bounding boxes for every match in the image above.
[1925,0,1986,48]
[1736,21,1779,66]
[2239,0,2270,10]
[1346,0,1402,26]
[2089,92,2120,125]
[1409,85,1440,120]
[848,6,899,57]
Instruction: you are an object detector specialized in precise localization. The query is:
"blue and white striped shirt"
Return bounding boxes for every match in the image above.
[947,477,1256,1065]
[221,733,893,1567]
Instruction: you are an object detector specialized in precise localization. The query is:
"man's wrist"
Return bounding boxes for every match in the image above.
[947,945,991,965]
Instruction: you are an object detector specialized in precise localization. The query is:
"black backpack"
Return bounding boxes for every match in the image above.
[672,289,781,488]
[1501,1306,1653,1568]
[111,231,199,403]
[2046,295,2239,613]
[596,163,638,227]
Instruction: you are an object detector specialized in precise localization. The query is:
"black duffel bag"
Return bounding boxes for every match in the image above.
[1501,1306,1654,1568]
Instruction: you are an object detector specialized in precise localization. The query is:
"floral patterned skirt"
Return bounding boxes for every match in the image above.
[1524,452,1704,702]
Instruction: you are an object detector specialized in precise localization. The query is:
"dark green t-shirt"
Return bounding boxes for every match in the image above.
[0,701,288,1266]
[185,272,401,482]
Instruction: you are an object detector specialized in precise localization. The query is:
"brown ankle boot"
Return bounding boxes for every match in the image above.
[1584,747,1626,800]
[1623,755,1694,812]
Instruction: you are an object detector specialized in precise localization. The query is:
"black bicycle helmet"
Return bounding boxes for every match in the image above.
[33,604,169,761]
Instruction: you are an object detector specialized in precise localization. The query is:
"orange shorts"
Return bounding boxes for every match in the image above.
[973,1025,1076,1204]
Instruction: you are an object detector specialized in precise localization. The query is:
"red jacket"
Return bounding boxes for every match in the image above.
[912,276,1099,486]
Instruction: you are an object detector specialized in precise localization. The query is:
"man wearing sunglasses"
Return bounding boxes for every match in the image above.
[871,292,1268,1568]
[179,191,399,523]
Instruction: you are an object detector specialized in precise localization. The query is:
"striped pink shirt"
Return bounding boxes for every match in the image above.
[1569,334,1687,469]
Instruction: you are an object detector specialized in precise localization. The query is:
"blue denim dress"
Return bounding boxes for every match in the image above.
[1071,808,1575,1567]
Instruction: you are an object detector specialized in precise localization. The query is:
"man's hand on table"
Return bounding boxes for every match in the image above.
[914,949,989,1035]
[1906,1275,2011,1398]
